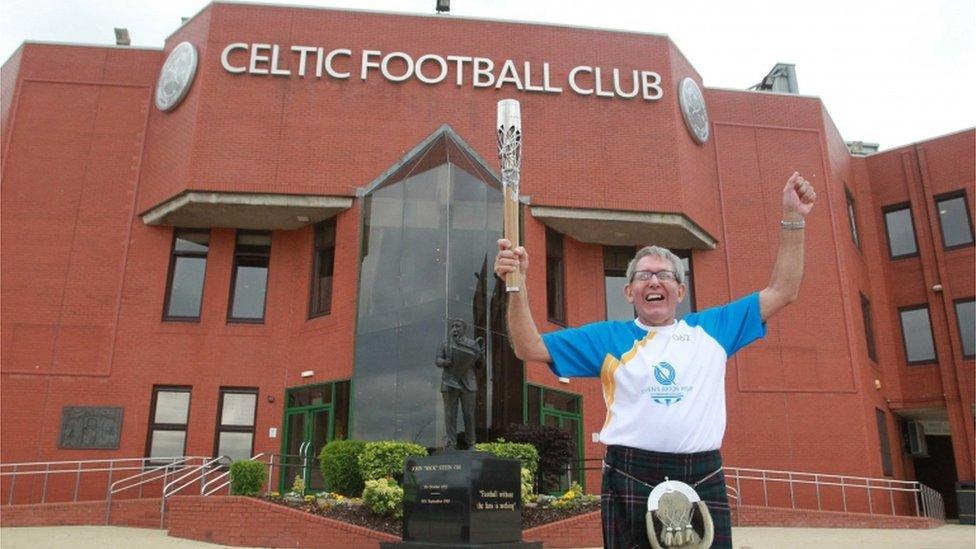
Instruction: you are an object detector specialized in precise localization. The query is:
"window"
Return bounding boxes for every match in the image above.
[214,388,258,464]
[229,231,271,322]
[147,387,191,463]
[899,305,936,364]
[875,409,893,477]
[845,187,860,248]
[163,229,209,320]
[935,191,974,249]
[309,218,337,318]
[546,227,566,325]
[883,204,918,259]
[860,293,877,362]
[604,246,633,320]
[954,298,975,358]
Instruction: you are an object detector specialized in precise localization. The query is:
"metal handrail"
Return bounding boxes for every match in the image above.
[157,456,228,528]
[200,453,269,496]
[723,466,944,521]
[1,456,208,506]
[105,456,205,525]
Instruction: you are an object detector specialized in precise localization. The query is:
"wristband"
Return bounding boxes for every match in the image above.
[780,219,806,230]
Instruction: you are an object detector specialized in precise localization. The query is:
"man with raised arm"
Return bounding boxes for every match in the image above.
[493,173,816,549]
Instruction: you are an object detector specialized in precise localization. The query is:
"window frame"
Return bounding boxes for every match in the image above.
[875,408,893,477]
[545,227,567,326]
[308,218,337,319]
[897,304,938,365]
[674,249,697,317]
[162,228,210,322]
[882,202,919,260]
[213,387,259,464]
[845,186,860,249]
[953,297,975,359]
[145,386,192,465]
[934,190,975,251]
[860,292,877,363]
[228,230,272,324]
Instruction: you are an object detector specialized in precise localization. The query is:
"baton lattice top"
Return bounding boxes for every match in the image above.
[497,125,522,198]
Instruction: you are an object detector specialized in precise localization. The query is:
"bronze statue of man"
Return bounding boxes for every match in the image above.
[436,319,484,449]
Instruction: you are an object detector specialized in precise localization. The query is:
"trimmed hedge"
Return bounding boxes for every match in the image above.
[358,441,428,483]
[229,460,267,496]
[319,440,367,497]
[474,441,539,477]
[362,477,404,518]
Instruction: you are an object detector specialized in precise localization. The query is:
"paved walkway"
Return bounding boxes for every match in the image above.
[1,524,973,548]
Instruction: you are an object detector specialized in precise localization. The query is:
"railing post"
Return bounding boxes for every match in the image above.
[268,455,275,495]
[815,474,821,511]
[788,472,795,509]
[888,479,895,515]
[840,477,847,512]
[74,461,83,502]
[762,470,768,506]
[106,461,114,502]
[41,463,49,504]
[7,464,17,505]
[866,478,873,514]
[913,483,921,517]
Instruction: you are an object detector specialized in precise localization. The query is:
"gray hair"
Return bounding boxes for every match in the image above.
[625,246,686,285]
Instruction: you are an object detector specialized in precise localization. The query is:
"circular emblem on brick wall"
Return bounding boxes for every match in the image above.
[155,42,198,112]
[678,77,709,145]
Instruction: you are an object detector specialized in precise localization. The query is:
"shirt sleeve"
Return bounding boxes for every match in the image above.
[541,322,618,378]
[684,292,767,357]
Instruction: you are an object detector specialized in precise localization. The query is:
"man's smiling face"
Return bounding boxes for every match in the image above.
[624,255,686,326]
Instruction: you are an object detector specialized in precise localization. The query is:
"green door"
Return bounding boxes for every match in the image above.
[280,406,332,494]
[543,410,583,491]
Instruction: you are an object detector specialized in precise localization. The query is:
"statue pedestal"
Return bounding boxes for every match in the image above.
[380,451,541,549]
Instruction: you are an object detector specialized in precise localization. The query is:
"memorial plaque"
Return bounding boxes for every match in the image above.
[58,406,123,449]
[382,451,541,549]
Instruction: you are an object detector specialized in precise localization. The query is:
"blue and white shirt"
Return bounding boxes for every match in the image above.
[542,292,766,453]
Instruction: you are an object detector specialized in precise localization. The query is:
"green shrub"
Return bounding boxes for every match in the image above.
[358,441,428,483]
[520,467,536,505]
[474,440,539,477]
[548,481,599,510]
[362,477,404,518]
[504,424,574,493]
[229,460,267,496]
[319,439,367,497]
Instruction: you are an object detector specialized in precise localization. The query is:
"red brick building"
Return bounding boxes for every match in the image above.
[2,2,973,517]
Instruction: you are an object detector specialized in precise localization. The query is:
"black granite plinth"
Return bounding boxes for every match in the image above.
[380,451,541,549]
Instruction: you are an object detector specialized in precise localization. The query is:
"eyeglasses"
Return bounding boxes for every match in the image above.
[631,270,678,283]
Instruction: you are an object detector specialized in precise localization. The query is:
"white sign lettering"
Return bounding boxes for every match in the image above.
[221,43,664,101]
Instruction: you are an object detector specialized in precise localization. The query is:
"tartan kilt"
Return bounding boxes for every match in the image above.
[601,445,731,549]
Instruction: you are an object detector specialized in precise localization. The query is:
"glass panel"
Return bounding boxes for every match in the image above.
[149,430,185,459]
[846,192,859,247]
[955,300,975,357]
[282,413,306,492]
[288,385,332,408]
[562,416,582,486]
[884,207,917,257]
[154,391,190,423]
[937,196,973,248]
[221,393,257,426]
[217,432,254,462]
[861,294,877,362]
[174,230,209,253]
[542,390,579,414]
[900,308,936,362]
[605,275,633,320]
[546,228,565,323]
[875,409,892,476]
[353,152,503,447]
[308,409,331,491]
[332,381,351,440]
[237,232,271,251]
[231,260,268,319]
[167,256,206,317]
[526,386,540,424]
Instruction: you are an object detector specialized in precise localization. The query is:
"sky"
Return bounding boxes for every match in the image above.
[2,0,973,150]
